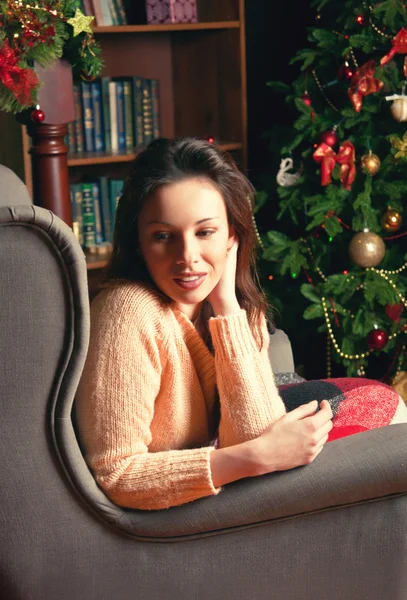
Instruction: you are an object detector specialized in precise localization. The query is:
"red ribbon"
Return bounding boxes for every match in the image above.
[313,143,336,186]
[313,141,356,190]
[347,60,384,112]
[0,38,38,106]
[380,28,407,78]
[336,141,356,191]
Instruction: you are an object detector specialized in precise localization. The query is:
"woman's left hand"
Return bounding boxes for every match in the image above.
[208,240,241,316]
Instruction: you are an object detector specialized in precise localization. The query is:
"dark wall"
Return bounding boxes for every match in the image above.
[245,1,313,179]
[244,2,330,378]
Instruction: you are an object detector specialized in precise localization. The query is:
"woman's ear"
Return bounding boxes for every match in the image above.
[227,225,236,249]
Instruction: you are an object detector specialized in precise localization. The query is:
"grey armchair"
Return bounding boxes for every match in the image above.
[1,169,407,600]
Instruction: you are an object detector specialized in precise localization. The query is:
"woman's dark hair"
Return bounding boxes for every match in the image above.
[105,137,270,347]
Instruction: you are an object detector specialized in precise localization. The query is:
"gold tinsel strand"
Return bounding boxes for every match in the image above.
[311,69,340,113]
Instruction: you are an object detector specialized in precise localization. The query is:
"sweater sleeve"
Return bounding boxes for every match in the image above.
[209,310,287,448]
[75,286,219,511]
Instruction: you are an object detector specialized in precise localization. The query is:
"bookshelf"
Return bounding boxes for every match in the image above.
[16,0,248,282]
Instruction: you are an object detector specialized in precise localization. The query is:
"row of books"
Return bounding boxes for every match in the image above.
[79,0,129,25]
[70,179,125,248]
[67,77,161,155]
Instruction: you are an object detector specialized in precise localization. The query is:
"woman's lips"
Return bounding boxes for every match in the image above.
[173,274,207,290]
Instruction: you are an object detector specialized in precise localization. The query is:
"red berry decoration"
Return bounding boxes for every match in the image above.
[31,108,45,124]
[301,91,312,106]
[367,328,389,350]
[338,62,353,80]
[320,128,338,148]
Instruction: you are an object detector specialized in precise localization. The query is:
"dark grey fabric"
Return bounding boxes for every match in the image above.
[1,198,407,599]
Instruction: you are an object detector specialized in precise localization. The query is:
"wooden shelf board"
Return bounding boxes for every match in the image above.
[93,21,240,34]
[68,151,137,166]
[68,142,243,167]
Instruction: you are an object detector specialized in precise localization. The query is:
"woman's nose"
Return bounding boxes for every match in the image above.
[175,236,199,265]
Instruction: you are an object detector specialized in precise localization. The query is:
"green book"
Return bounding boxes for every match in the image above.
[81,182,97,247]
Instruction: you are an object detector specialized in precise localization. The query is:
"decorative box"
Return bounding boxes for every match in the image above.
[146,0,198,24]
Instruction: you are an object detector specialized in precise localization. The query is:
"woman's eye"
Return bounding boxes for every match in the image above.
[154,232,172,241]
[197,229,215,238]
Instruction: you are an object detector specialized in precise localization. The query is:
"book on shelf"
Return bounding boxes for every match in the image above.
[142,78,153,146]
[123,80,135,151]
[81,82,95,153]
[80,0,129,25]
[81,182,97,247]
[69,178,125,252]
[91,80,105,152]
[115,80,126,151]
[72,84,85,153]
[67,77,161,156]
[132,76,144,148]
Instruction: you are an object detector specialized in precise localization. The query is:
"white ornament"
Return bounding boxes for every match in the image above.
[385,87,407,122]
[276,157,302,187]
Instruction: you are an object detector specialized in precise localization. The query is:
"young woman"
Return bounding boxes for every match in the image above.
[75,137,406,511]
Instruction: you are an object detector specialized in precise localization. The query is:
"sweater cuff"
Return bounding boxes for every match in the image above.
[209,310,260,359]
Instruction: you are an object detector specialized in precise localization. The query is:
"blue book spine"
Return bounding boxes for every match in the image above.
[91,81,105,152]
[101,77,112,152]
[81,183,97,247]
[115,81,126,151]
[81,82,95,153]
[98,176,113,243]
[73,84,84,153]
[92,182,104,244]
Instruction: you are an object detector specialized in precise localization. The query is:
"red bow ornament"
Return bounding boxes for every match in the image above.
[313,140,356,191]
[380,28,407,78]
[348,60,384,113]
[0,38,38,107]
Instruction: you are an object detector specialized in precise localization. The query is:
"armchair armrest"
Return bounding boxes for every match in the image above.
[119,424,407,540]
[269,329,295,374]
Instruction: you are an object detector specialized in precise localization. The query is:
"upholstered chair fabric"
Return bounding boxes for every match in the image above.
[1,171,407,599]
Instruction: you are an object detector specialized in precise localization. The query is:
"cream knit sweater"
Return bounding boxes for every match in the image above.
[75,282,286,510]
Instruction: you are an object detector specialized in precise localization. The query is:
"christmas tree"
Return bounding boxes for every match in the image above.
[259,0,407,386]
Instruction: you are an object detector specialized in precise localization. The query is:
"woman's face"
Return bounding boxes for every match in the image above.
[137,177,234,319]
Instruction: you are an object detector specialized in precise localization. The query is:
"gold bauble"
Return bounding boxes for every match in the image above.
[360,151,381,176]
[348,230,386,268]
[381,208,403,232]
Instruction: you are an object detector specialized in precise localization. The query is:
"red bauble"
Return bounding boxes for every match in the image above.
[319,128,338,147]
[385,303,404,322]
[367,328,389,350]
[31,108,45,124]
[301,91,312,106]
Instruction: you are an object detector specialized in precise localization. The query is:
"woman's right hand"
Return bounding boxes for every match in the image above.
[251,399,333,476]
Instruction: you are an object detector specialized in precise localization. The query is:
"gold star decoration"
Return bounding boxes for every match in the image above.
[67,8,94,37]
[389,130,407,160]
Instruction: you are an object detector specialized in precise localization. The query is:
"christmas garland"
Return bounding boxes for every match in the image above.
[0,0,102,114]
